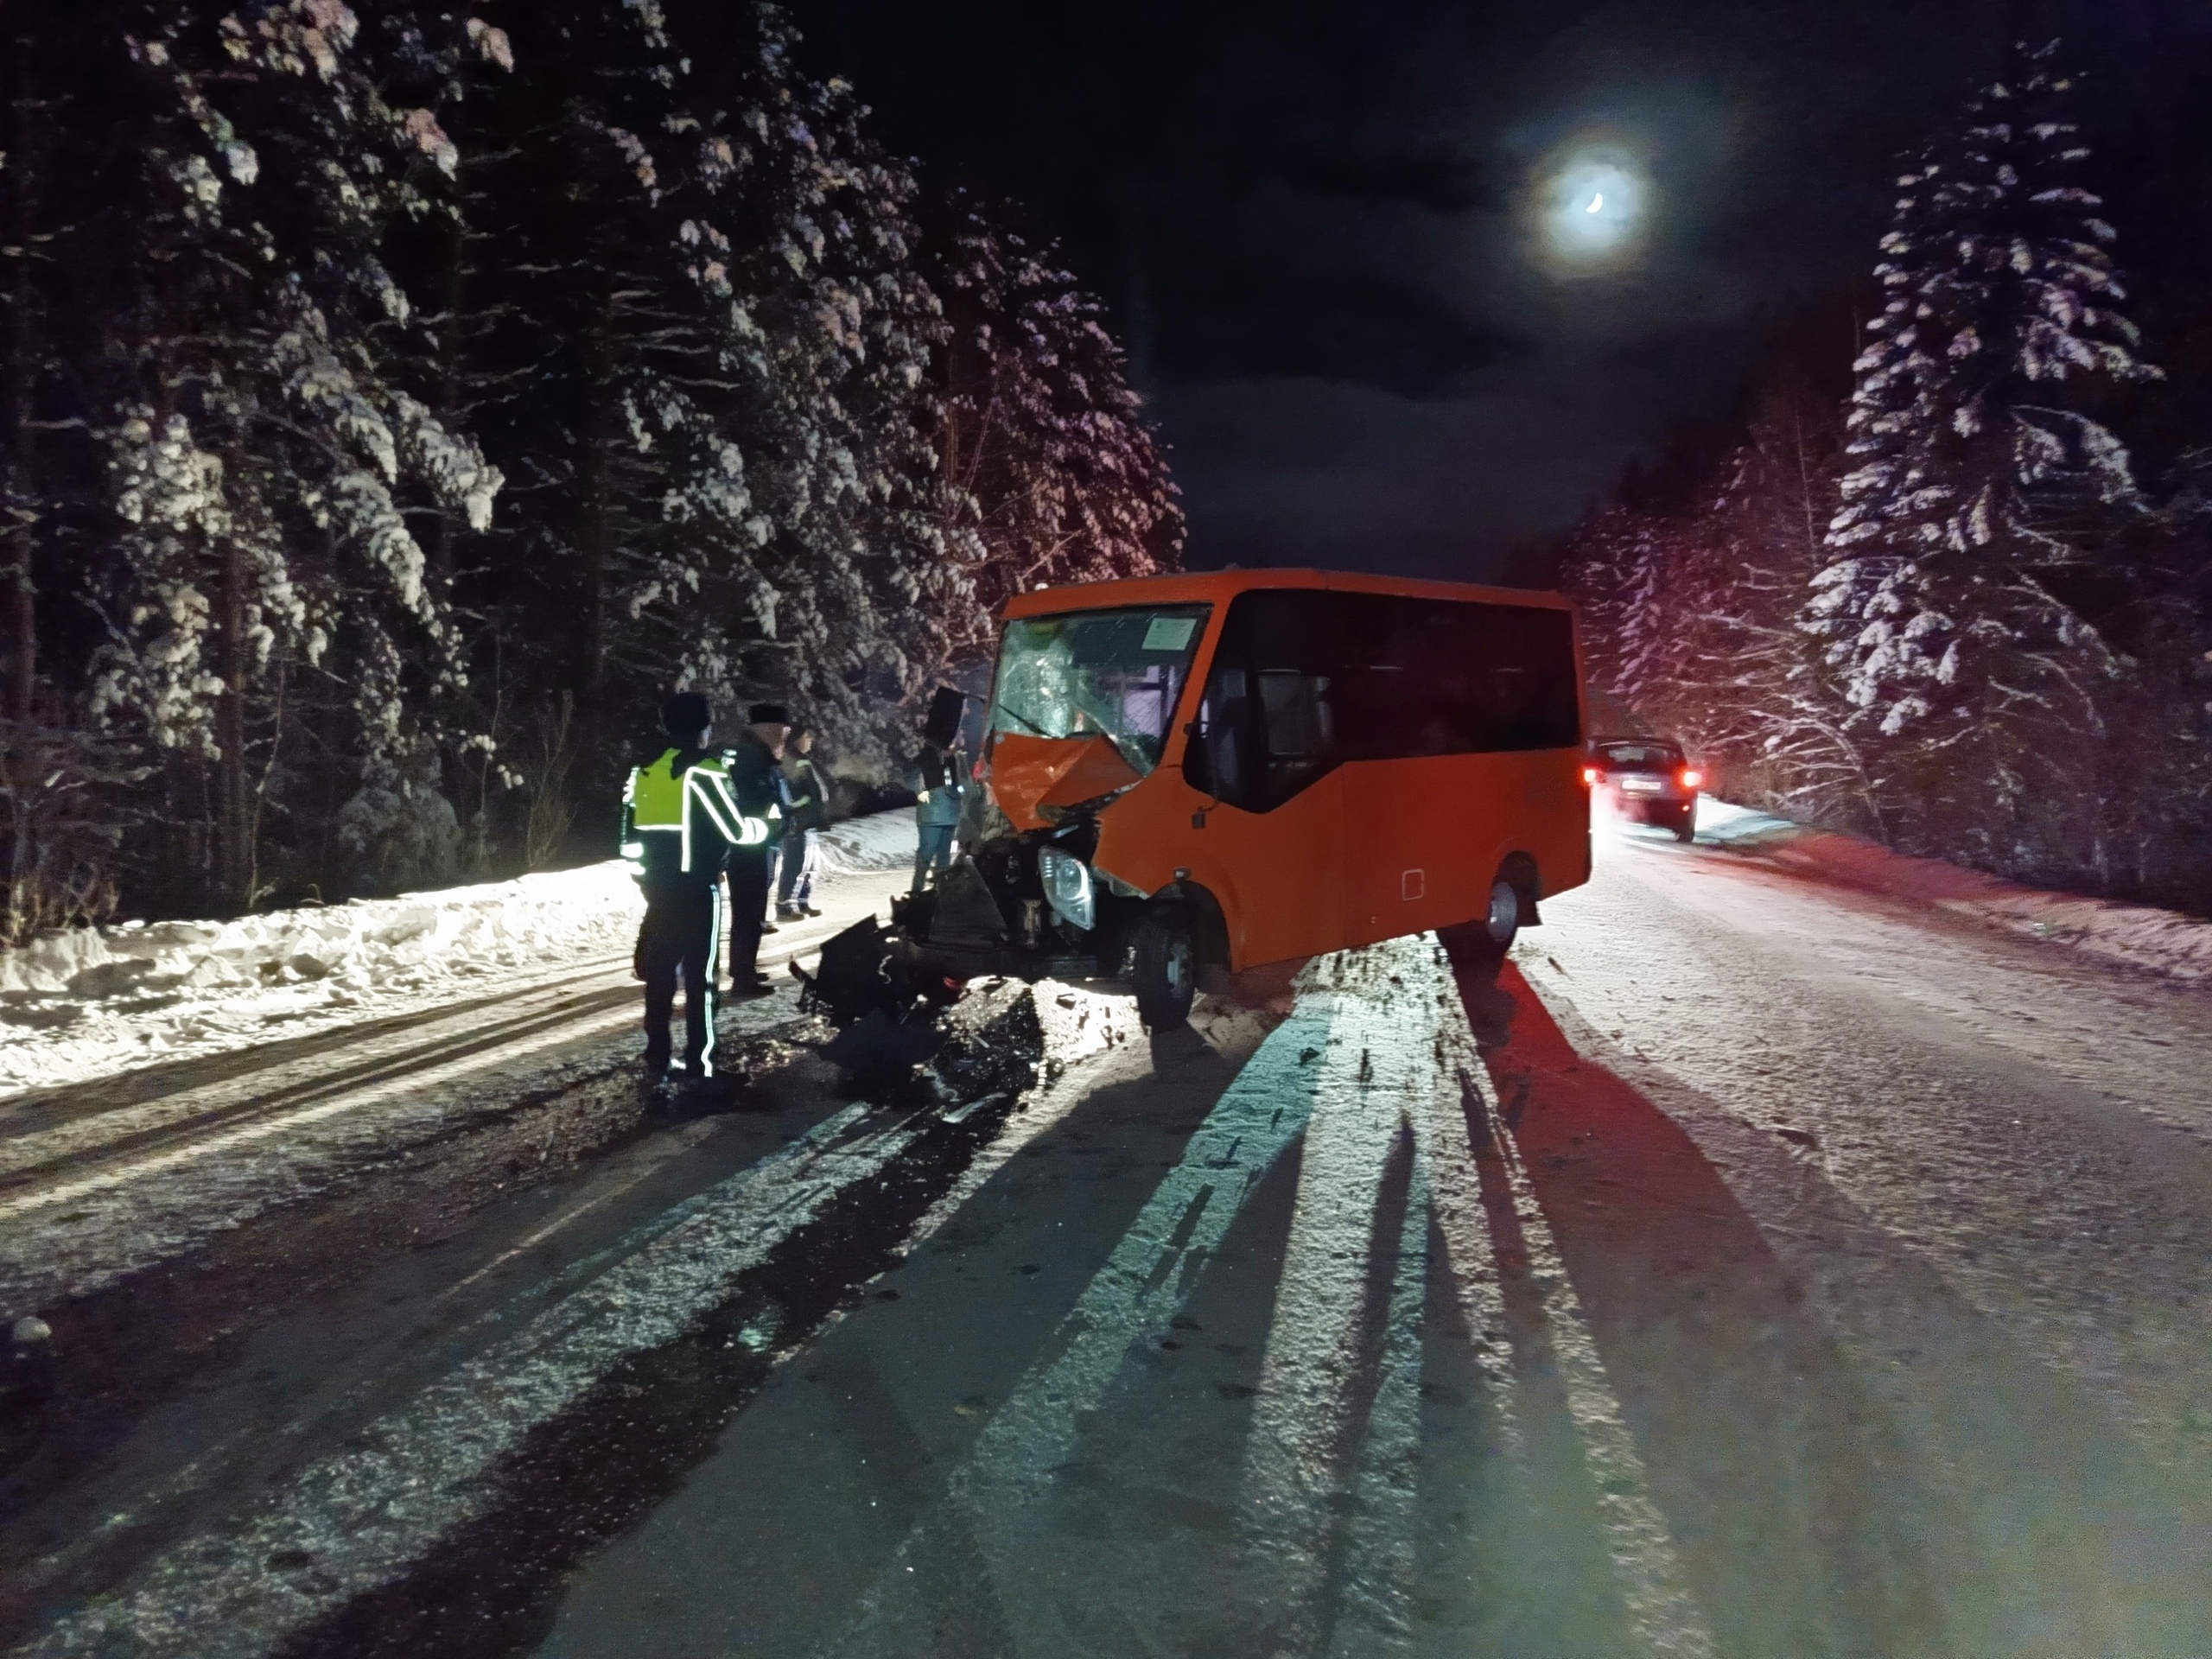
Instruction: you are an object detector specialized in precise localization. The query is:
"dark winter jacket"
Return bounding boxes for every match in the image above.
[907,745,965,827]
[721,730,787,849]
[781,756,831,833]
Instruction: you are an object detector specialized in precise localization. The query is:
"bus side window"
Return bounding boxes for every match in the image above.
[1257,670,1333,806]
[1259,671,1331,759]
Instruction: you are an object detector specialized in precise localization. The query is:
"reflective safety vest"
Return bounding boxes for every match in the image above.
[621,747,769,878]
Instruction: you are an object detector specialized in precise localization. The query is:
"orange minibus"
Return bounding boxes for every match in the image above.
[895,568,1591,1027]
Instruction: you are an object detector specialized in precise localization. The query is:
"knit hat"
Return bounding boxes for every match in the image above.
[748,702,791,726]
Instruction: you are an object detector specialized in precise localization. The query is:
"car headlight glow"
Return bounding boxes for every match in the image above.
[1037,846,1096,932]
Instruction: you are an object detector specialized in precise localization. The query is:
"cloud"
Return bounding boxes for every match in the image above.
[1257,145,1497,215]
[1159,271,1524,396]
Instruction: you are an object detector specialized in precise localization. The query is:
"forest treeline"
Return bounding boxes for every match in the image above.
[1557,41,2212,912]
[0,0,1179,939]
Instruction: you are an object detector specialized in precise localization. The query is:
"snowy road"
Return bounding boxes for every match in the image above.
[5,823,2212,1658]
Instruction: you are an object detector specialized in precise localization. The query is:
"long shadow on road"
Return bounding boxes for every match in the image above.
[1452,952,1941,1659]
[531,1015,1289,1659]
[1452,946,2212,1659]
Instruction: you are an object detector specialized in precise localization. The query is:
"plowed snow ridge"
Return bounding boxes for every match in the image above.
[0,813,918,1100]
[1691,798,2212,982]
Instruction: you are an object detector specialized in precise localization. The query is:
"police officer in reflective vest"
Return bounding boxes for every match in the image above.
[621,693,768,1094]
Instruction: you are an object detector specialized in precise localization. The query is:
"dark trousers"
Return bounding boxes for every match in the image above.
[725,846,772,981]
[639,877,721,1077]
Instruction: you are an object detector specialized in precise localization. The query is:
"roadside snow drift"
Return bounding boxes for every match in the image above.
[0,812,918,1100]
[1690,798,2212,982]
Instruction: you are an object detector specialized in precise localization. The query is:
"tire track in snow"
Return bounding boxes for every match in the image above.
[0,891,901,1311]
[1,893,886,1192]
[0,983,636,1194]
[18,1100,932,1659]
[0,963,623,1141]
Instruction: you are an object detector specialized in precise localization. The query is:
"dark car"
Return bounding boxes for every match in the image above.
[1585,735,1701,842]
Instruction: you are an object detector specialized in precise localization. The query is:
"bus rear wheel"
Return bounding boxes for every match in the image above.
[1132,906,1198,1029]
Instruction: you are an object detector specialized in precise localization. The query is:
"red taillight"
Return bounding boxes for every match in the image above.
[1580,766,1600,787]
[1679,767,1703,791]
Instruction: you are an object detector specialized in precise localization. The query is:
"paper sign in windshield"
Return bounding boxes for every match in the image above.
[1142,616,1198,652]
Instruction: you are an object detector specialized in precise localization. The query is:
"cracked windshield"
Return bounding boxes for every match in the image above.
[10,3,2212,1658]
[988,605,1211,773]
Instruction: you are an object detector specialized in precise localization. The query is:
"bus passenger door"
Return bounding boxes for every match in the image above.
[1185,660,1345,968]
[1199,773,1344,968]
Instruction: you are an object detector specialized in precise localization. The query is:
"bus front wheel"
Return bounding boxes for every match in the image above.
[1132,906,1198,1029]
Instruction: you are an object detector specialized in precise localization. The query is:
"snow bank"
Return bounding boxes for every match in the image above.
[0,811,918,1099]
[1694,798,2212,982]
[814,810,921,879]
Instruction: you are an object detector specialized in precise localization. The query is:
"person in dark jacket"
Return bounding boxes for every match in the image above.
[907,737,965,897]
[721,702,790,994]
[622,693,768,1095]
[775,726,830,920]
[757,753,796,937]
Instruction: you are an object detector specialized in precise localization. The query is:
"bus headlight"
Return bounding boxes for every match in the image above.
[1037,847,1096,932]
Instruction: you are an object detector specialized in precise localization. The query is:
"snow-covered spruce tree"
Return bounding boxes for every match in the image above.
[925,194,1182,636]
[430,0,969,800]
[83,3,502,908]
[1700,384,1878,829]
[676,4,974,773]
[1808,40,2159,874]
[1558,486,1698,737]
[1554,501,1643,723]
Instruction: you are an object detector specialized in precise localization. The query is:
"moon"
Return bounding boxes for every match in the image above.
[1535,149,1649,270]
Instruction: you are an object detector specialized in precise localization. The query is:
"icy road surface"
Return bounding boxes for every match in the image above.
[5,823,2212,1659]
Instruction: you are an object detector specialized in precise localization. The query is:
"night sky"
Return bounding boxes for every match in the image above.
[797,0,2212,583]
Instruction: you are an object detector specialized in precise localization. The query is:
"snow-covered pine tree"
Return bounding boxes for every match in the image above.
[925,194,1182,632]
[1694,381,1875,826]
[675,4,969,770]
[1554,500,1639,719]
[85,3,500,907]
[1808,39,2158,870]
[433,0,963,791]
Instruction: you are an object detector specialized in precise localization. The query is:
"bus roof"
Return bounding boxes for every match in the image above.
[1001,567,1575,621]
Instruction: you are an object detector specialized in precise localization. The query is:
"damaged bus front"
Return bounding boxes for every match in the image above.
[893,599,1212,1026]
